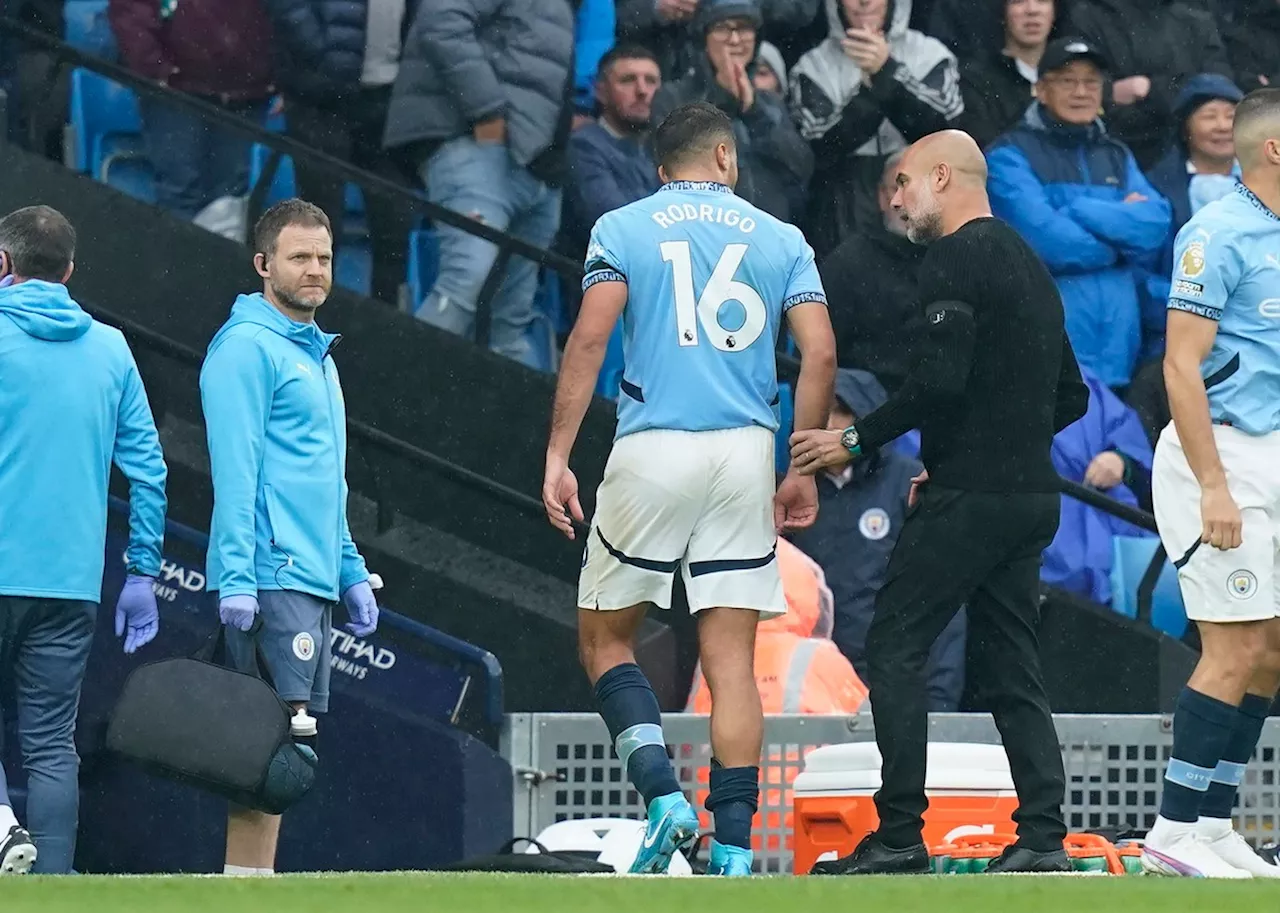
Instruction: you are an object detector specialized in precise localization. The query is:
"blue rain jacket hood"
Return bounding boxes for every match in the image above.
[0,278,93,340]
[0,279,167,601]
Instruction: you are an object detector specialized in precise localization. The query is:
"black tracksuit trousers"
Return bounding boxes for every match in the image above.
[865,483,1068,852]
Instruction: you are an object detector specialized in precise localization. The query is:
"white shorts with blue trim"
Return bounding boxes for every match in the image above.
[1152,423,1280,623]
[577,426,785,618]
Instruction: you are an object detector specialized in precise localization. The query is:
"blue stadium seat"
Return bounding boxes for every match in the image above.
[64,0,117,59]
[248,144,296,207]
[405,227,440,312]
[1110,535,1188,640]
[404,227,557,371]
[248,145,367,237]
[596,324,625,398]
[775,382,794,475]
[335,239,371,297]
[69,69,143,178]
[534,267,565,337]
[101,154,156,204]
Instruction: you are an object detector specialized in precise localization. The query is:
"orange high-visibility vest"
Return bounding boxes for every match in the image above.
[762,538,832,639]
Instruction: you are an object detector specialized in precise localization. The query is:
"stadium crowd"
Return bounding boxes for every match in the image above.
[1,0,1274,705]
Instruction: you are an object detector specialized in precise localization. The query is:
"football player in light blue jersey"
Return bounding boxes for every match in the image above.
[1144,88,1280,880]
[542,102,837,877]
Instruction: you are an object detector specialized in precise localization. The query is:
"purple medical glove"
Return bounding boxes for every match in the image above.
[115,573,159,654]
[342,579,379,638]
[219,594,259,632]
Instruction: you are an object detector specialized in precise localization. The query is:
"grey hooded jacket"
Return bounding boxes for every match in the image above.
[383,0,574,167]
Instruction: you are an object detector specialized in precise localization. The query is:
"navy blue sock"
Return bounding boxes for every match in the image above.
[706,761,759,850]
[1200,693,1272,820]
[594,663,680,807]
[1160,687,1239,823]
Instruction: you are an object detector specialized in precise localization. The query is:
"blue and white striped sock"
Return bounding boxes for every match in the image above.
[1159,688,1239,823]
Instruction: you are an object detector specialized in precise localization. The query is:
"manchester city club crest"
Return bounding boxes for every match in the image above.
[1227,569,1258,600]
[293,631,316,661]
[859,508,891,541]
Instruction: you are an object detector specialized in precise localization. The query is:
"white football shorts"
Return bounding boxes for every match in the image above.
[577,425,785,618]
[1152,422,1280,623]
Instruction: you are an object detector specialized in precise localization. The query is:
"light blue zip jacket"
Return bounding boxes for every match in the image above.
[0,280,167,600]
[200,293,368,602]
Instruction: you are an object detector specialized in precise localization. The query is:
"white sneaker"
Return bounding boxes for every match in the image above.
[0,826,36,875]
[1141,817,1252,879]
[1198,818,1280,878]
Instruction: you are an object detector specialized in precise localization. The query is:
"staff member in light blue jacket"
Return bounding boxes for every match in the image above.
[0,206,167,876]
[200,198,379,877]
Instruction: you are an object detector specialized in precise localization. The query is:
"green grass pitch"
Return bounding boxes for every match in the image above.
[1,873,1276,913]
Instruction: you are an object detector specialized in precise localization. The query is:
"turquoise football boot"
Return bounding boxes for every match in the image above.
[706,839,753,876]
[628,793,700,874]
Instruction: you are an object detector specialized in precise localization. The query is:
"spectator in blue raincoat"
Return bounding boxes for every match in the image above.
[987,37,1171,393]
[1041,368,1154,606]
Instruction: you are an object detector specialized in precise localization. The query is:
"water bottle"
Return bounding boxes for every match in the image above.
[290,707,318,754]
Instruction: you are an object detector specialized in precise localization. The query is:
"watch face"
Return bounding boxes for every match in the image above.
[842,428,859,450]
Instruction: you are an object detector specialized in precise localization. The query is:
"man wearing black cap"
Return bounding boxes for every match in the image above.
[986,37,1171,394]
[650,0,814,222]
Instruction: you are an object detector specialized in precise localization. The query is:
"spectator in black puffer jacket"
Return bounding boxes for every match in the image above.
[1065,0,1233,169]
[958,0,1062,149]
[384,0,575,368]
[817,150,924,395]
[265,0,419,306]
[929,0,1065,63]
[651,0,814,223]
[1224,0,1280,95]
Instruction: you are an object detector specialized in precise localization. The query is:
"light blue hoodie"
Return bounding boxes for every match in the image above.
[200,293,368,602]
[0,280,167,600]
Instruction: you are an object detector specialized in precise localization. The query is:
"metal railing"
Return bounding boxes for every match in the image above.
[3,18,1175,628]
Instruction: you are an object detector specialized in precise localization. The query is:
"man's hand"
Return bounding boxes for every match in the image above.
[1201,483,1243,550]
[115,574,159,655]
[1123,192,1149,204]
[342,578,380,638]
[774,472,819,532]
[908,469,929,508]
[841,28,891,77]
[1112,75,1151,106]
[656,0,697,21]
[473,116,507,144]
[219,594,259,633]
[711,46,753,112]
[543,454,584,539]
[733,61,755,112]
[789,428,855,476]
[1084,451,1126,490]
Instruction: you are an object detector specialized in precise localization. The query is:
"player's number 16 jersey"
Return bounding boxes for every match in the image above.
[583,181,826,440]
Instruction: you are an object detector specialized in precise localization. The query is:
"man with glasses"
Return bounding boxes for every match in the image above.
[987,38,1171,395]
[650,0,814,223]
